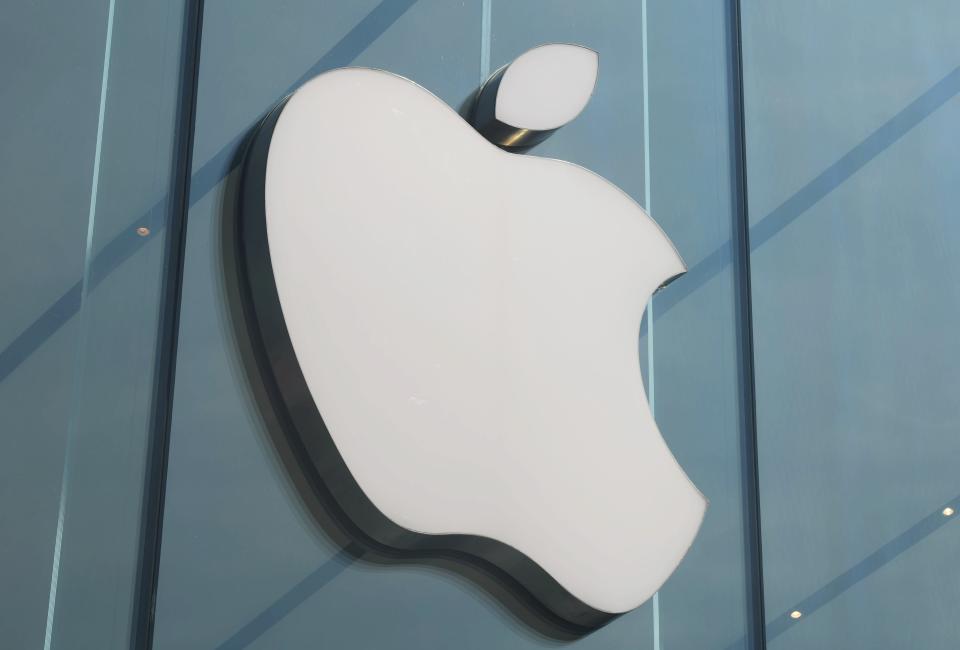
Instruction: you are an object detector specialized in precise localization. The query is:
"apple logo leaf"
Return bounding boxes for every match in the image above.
[473,43,600,150]
[238,46,706,635]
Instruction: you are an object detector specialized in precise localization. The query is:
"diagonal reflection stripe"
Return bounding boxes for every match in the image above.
[0,0,419,384]
[214,546,360,650]
[656,65,960,318]
[764,495,960,641]
[723,495,960,649]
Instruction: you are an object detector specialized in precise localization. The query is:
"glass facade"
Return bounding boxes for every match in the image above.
[1,0,193,647]
[1,1,956,648]
[741,1,960,647]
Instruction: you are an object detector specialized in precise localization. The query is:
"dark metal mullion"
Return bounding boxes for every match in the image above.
[131,0,206,647]
[728,0,768,648]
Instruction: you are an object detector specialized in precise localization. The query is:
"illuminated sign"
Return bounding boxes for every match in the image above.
[240,44,705,630]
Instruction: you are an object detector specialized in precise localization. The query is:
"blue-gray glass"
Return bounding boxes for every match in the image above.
[0,0,190,647]
[643,3,753,647]
[0,2,109,646]
[740,1,960,647]
[152,1,749,648]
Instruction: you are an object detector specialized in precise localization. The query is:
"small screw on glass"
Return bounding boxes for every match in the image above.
[789,610,802,620]
[136,226,151,237]
[943,507,955,517]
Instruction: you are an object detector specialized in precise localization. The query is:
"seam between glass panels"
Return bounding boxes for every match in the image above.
[641,1,662,648]
[42,0,119,647]
[729,0,767,647]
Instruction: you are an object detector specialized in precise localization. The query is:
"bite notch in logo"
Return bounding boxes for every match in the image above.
[239,44,706,632]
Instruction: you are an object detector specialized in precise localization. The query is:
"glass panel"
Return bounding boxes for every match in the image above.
[642,3,753,647]
[0,0,191,647]
[153,1,750,648]
[0,2,111,646]
[741,1,960,647]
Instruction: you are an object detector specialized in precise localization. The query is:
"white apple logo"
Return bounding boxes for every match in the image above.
[240,44,706,630]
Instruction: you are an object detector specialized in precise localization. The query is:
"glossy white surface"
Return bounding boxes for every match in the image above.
[495,43,598,131]
[264,68,705,614]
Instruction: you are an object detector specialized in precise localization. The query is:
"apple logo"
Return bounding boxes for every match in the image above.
[239,44,706,632]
